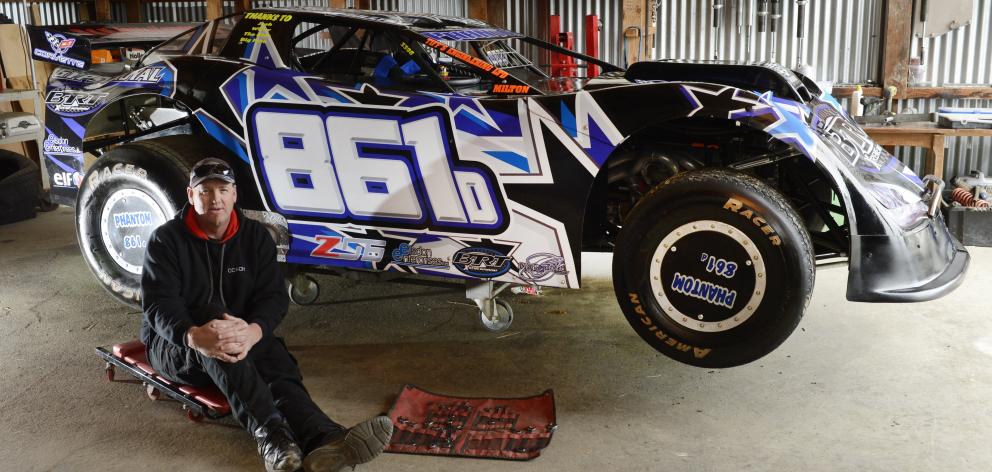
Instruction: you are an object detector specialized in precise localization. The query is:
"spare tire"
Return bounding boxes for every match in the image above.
[0,150,40,225]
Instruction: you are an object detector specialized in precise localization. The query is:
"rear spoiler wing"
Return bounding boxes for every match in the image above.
[26,23,200,70]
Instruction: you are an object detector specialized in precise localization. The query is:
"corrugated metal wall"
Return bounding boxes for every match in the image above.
[653,0,883,85]
[900,0,992,179]
[370,0,466,16]
[1,1,79,25]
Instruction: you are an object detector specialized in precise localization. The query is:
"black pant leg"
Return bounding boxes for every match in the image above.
[251,336,345,453]
[146,334,281,433]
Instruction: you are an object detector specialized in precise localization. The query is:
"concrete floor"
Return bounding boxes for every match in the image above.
[1,207,991,472]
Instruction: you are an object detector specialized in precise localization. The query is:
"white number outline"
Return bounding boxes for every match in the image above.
[246,102,509,234]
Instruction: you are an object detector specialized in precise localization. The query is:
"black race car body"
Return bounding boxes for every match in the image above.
[29,8,967,365]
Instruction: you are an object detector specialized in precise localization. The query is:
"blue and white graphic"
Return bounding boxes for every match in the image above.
[248,104,508,233]
[452,247,512,277]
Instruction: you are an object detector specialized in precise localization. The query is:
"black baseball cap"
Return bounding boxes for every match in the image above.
[189,158,236,187]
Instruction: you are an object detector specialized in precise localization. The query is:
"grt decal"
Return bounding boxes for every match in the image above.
[670,272,737,309]
[627,293,711,359]
[249,104,508,233]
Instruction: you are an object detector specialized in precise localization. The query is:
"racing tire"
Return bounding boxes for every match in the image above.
[0,150,40,225]
[76,136,220,308]
[613,168,814,368]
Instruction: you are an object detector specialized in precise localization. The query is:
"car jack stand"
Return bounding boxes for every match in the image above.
[466,280,515,332]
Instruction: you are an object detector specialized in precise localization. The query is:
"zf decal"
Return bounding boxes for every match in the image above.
[249,104,508,234]
[722,198,781,246]
[391,243,449,269]
[310,235,386,262]
[627,293,711,359]
[452,247,512,278]
[46,90,108,114]
[518,253,567,282]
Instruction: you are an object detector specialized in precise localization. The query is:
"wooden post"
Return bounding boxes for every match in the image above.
[234,0,251,13]
[206,0,224,20]
[95,0,112,21]
[881,0,913,99]
[126,0,142,22]
[622,0,648,66]
[328,0,347,8]
[354,0,371,10]
[467,0,505,27]
[29,4,42,24]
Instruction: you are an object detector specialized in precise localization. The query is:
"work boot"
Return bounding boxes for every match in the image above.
[303,415,394,472]
[254,420,304,472]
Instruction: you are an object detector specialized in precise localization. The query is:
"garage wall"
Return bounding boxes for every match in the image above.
[654,0,884,85]
[0,2,79,25]
[900,1,992,179]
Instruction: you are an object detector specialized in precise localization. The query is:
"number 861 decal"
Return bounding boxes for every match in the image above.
[247,103,509,233]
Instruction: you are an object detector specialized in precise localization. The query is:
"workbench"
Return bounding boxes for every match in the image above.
[862,123,992,180]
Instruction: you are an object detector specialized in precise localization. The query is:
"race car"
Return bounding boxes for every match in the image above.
[30,8,969,368]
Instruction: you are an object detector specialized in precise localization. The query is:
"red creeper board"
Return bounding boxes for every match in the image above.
[385,384,556,460]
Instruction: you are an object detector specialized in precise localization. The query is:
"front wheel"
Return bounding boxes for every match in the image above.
[75,136,217,307]
[612,168,815,368]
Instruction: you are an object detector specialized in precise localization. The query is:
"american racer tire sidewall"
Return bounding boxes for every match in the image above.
[76,151,187,307]
[613,169,814,368]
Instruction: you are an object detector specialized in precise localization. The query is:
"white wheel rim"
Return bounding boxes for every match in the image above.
[648,220,766,333]
[99,188,168,275]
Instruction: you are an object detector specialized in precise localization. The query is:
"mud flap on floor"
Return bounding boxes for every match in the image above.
[385,384,556,460]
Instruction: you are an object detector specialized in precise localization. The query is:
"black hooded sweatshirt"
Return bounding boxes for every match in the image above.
[140,204,288,348]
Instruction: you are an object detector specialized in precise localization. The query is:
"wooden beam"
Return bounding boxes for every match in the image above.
[622,0,647,66]
[466,0,505,27]
[206,0,223,20]
[125,0,142,22]
[94,0,111,21]
[328,0,347,8]
[354,0,371,9]
[233,0,250,13]
[880,0,913,98]
[832,86,883,98]
[902,86,992,100]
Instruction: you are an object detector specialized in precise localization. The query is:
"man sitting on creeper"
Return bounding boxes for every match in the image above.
[140,157,392,472]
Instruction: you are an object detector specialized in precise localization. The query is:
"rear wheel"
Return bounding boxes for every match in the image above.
[75,136,217,307]
[612,168,814,368]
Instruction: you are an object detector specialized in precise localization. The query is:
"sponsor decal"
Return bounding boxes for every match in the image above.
[391,243,449,269]
[113,211,154,229]
[34,32,85,68]
[52,171,83,188]
[452,247,512,278]
[722,198,782,246]
[114,66,165,84]
[670,272,737,309]
[50,68,108,84]
[46,90,109,114]
[517,252,567,282]
[310,235,386,262]
[699,253,738,279]
[244,12,293,22]
[491,84,530,94]
[627,293,711,359]
[43,134,82,155]
[423,37,509,79]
